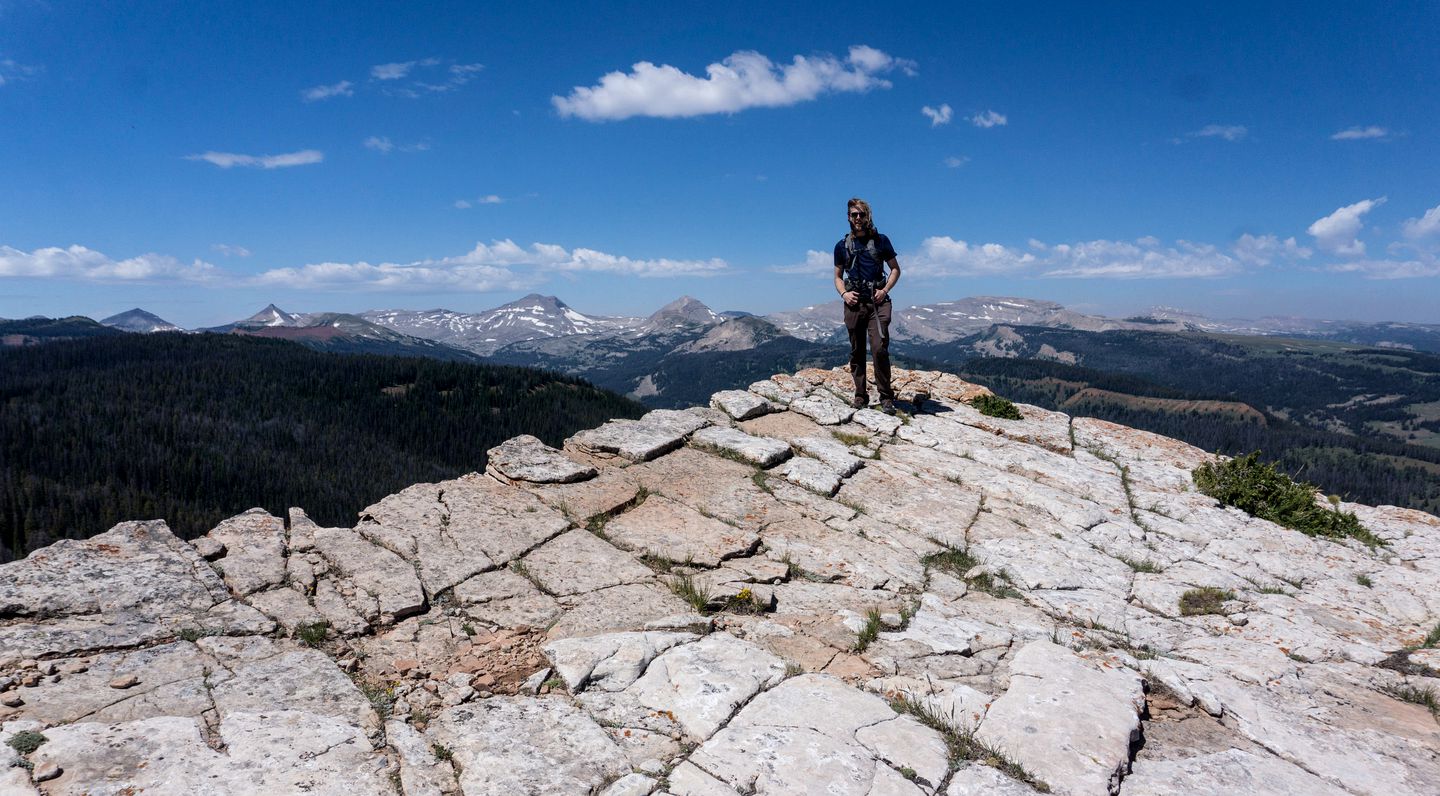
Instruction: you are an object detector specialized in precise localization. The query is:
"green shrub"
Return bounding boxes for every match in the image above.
[1193,452,1383,546]
[6,730,46,755]
[1179,587,1235,616]
[969,393,1022,420]
[294,621,330,647]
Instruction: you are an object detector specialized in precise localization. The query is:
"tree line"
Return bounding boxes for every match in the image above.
[0,333,644,561]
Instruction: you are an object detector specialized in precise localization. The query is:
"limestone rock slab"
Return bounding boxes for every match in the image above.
[711,389,778,421]
[205,508,288,597]
[788,395,855,425]
[427,697,630,795]
[692,425,793,468]
[624,632,787,739]
[547,583,699,640]
[776,456,843,496]
[603,495,760,567]
[1124,748,1349,796]
[487,434,598,484]
[311,524,425,622]
[974,641,1144,796]
[543,630,698,692]
[792,435,864,476]
[524,529,655,596]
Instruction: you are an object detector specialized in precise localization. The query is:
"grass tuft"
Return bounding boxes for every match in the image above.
[831,430,870,447]
[178,626,222,642]
[1193,452,1384,546]
[431,742,454,762]
[854,607,883,652]
[1179,587,1235,617]
[1119,556,1163,574]
[887,693,1050,791]
[1380,683,1440,721]
[667,573,712,613]
[922,543,1022,599]
[293,620,330,648]
[358,680,395,716]
[1356,573,1374,588]
[969,393,1023,420]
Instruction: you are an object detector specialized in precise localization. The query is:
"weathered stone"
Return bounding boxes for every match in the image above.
[974,642,1144,796]
[603,494,760,567]
[206,507,288,596]
[946,764,1046,795]
[311,524,425,621]
[748,378,810,405]
[427,697,630,794]
[488,434,598,484]
[359,474,568,597]
[685,674,916,794]
[788,395,856,425]
[543,631,698,692]
[523,529,655,596]
[627,448,802,531]
[569,416,695,462]
[189,536,225,560]
[776,456,844,496]
[602,772,660,796]
[711,389,777,420]
[624,633,787,739]
[453,568,563,629]
[792,435,865,476]
[692,425,793,468]
[386,719,457,796]
[851,408,901,435]
[547,583,699,640]
[1125,748,1349,796]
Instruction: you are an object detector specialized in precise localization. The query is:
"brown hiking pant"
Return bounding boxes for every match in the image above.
[844,299,895,401]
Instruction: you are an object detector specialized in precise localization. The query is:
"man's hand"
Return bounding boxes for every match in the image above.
[873,288,888,304]
[842,290,859,307]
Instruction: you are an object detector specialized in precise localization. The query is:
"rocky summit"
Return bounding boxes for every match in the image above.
[2,367,1439,796]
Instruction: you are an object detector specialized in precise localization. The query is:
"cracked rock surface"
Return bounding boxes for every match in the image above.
[2,366,1438,795]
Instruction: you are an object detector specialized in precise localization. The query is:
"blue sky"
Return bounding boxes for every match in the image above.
[2,1,1438,328]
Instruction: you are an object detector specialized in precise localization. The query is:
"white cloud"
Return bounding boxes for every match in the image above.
[942,155,970,168]
[0,57,41,86]
[211,244,252,258]
[1191,124,1247,141]
[301,80,353,102]
[769,249,834,274]
[0,245,223,282]
[552,45,913,121]
[912,237,1036,275]
[371,58,439,80]
[1231,234,1311,266]
[363,136,394,153]
[1331,125,1389,141]
[1308,197,1385,256]
[454,195,504,208]
[1326,256,1440,279]
[970,110,1007,128]
[1039,238,1240,278]
[1401,204,1440,239]
[186,150,324,169]
[921,103,952,127]
[251,240,729,291]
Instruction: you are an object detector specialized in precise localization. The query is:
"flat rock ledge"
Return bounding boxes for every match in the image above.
[3,365,1439,796]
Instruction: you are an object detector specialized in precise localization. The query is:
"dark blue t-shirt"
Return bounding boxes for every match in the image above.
[834,233,896,284]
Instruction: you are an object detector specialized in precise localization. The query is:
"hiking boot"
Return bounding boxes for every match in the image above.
[851,395,868,409]
[880,399,897,415]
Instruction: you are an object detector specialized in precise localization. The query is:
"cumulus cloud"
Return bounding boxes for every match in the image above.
[1331,125,1389,141]
[1401,204,1440,239]
[1231,234,1311,266]
[1191,124,1247,141]
[1039,239,1240,278]
[186,150,324,169]
[942,155,970,168]
[969,110,1007,128]
[211,244,252,257]
[363,136,394,153]
[1308,197,1385,256]
[301,80,353,102]
[921,103,952,126]
[769,249,835,275]
[1326,256,1440,279]
[251,240,729,291]
[912,237,1036,275]
[552,45,913,121]
[0,245,223,282]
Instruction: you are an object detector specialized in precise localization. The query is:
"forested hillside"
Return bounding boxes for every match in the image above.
[0,334,645,561]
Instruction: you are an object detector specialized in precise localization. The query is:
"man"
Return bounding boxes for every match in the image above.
[834,197,901,413]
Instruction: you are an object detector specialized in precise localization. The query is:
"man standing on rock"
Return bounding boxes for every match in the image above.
[835,197,901,413]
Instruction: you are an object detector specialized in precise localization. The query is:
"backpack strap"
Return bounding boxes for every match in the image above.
[843,233,885,285]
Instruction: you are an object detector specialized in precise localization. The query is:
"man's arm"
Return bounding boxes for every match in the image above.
[875,258,901,303]
[835,264,858,306]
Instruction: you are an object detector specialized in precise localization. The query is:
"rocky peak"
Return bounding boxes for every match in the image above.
[238,303,304,328]
[98,308,183,333]
[671,315,787,354]
[645,296,722,331]
[2,367,1438,795]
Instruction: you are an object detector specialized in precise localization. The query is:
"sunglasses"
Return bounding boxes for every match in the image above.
[848,211,865,218]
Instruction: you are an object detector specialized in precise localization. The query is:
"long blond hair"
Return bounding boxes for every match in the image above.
[847,197,877,237]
